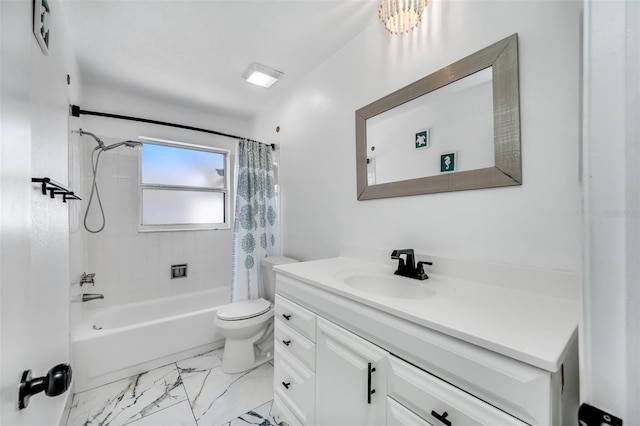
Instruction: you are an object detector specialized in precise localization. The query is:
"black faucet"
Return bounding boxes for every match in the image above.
[391,249,432,280]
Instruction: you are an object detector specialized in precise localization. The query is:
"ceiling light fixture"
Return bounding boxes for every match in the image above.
[242,63,283,88]
[378,0,427,35]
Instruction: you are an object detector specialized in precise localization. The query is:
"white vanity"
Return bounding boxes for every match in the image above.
[271,253,579,426]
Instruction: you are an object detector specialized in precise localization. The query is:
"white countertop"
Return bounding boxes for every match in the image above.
[274,256,579,372]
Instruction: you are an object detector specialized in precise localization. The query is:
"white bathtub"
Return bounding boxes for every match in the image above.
[73,288,230,392]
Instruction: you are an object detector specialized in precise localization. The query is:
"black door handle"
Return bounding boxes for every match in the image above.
[282,381,291,389]
[282,339,291,346]
[431,410,452,426]
[282,314,291,320]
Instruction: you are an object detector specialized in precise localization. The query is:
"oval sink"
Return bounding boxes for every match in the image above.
[339,273,436,299]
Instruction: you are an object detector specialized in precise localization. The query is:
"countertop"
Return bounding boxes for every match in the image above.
[274,256,579,372]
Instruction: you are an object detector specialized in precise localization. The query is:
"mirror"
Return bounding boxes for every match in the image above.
[356,33,521,200]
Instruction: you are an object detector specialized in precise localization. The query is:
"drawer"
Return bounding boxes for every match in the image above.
[275,294,316,342]
[387,397,434,426]
[388,355,527,426]
[273,395,303,426]
[275,318,316,371]
[274,345,315,425]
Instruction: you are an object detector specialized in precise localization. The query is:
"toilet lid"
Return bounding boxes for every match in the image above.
[218,299,272,321]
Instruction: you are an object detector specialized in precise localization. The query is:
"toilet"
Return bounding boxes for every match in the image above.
[216,256,298,374]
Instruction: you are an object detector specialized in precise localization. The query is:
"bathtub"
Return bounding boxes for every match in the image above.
[73,288,230,392]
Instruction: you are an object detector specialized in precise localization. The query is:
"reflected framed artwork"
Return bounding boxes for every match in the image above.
[33,0,51,55]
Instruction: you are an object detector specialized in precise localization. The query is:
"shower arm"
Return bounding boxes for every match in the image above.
[72,129,105,150]
[72,129,142,151]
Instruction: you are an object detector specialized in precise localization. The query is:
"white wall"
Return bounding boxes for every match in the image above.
[252,0,583,272]
[70,84,252,309]
[1,0,79,424]
[581,0,640,422]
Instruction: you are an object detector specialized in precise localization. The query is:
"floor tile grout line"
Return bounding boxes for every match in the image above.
[71,360,183,396]
[123,360,201,426]
[175,360,202,426]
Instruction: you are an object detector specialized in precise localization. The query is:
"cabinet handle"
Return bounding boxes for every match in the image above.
[282,339,291,346]
[282,314,291,320]
[367,362,376,404]
[282,381,291,389]
[431,410,452,426]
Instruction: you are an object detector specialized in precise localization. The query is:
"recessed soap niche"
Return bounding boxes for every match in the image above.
[171,264,187,279]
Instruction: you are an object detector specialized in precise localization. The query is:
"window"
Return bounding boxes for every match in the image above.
[139,137,229,231]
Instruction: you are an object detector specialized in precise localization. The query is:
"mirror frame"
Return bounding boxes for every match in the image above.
[356,33,521,200]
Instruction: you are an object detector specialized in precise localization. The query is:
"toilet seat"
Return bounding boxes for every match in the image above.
[218,299,271,321]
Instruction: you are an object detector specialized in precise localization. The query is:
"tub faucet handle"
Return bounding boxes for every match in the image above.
[80,273,95,286]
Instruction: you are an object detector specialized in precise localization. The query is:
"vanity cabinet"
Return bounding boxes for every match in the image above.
[274,269,578,426]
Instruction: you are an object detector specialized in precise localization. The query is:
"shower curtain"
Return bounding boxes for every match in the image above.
[231,140,278,302]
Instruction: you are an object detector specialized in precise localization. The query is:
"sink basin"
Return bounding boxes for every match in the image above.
[335,271,436,299]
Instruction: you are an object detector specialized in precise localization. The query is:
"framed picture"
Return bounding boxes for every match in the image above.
[33,0,50,55]
[415,129,429,149]
[440,152,456,173]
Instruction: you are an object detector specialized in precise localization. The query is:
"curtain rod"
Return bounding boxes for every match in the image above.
[69,105,275,150]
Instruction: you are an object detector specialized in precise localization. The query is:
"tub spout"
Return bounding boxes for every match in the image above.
[82,293,104,302]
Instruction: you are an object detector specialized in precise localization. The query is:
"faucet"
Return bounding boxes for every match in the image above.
[391,249,432,280]
[82,294,104,302]
[80,272,95,286]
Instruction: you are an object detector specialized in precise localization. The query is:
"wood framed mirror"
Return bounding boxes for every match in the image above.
[355,33,521,200]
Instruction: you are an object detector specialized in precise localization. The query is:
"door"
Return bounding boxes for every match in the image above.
[315,317,388,425]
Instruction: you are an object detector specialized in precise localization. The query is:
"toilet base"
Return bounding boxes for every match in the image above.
[221,339,273,374]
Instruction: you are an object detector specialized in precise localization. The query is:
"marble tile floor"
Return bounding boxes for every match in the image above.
[66,348,278,426]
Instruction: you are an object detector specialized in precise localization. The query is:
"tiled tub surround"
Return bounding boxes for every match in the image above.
[73,288,229,392]
[272,253,580,425]
[73,142,234,307]
[66,349,277,426]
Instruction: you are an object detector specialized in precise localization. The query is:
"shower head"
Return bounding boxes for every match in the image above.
[101,140,143,151]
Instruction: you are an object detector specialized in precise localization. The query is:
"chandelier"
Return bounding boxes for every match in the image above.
[378,0,428,35]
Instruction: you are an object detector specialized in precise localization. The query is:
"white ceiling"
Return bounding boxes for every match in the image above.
[60,1,379,121]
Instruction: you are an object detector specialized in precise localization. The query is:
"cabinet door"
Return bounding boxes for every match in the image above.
[316,317,387,426]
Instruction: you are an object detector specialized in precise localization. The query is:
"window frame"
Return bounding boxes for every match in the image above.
[138,136,231,232]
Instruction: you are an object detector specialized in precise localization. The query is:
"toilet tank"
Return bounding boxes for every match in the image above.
[261,256,298,302]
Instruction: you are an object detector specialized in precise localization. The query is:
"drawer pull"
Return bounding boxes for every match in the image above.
[282,339,291,346]
[282,314,292,320]
[367,362,376,404]
[431,410,452,426]
[282,381,291,389]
